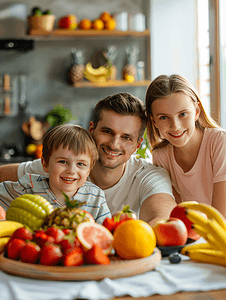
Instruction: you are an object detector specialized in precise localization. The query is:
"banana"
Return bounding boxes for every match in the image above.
[181,202,226,230]
[191,224,220,249]
[0,237,10,253]
[206,219,226,255]
[185,249,226,267]
[0,220,24,238]
[180,241,215,255]
[185,209,209,228]
[83,70,107,83]
[85,63,108,76]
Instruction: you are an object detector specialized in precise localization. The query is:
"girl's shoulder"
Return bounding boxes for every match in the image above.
[205,127,226,141]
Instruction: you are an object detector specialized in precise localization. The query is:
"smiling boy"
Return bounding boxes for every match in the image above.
[0,124,111,224]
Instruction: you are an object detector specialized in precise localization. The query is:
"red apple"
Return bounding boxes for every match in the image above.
[112,205,137,221]
[153,217,188,247]
[0,206,6,219]
[170,202,206,240]
[58,15,77,30]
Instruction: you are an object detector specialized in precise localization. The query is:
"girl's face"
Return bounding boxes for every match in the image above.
[42,146,91,203]
[151,93,200,149]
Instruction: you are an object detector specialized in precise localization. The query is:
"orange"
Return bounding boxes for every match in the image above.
[0,206,6,219]
[104,17,116,31]
[100,11,112,23]
[35,144,43,159]
[92,19,104,30]
[76,222,114,255]
[26,143,37,155]
[79,19,92,30]
[113,220,156,259]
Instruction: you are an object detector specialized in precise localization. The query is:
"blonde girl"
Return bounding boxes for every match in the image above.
[145,74,226,217]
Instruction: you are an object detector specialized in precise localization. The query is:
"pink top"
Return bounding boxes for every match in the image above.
[152,128,226,205]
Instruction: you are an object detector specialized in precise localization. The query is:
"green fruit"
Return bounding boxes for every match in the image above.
[32,7,42,16]
[6,194,54,231]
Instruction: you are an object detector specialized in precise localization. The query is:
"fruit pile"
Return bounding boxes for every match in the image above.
[0,195,157,267]
[58,11,116,31]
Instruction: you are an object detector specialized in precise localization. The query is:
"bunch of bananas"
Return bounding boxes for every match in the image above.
[83,62,112,83]
[180,202,226,267]
[0,220,24,252]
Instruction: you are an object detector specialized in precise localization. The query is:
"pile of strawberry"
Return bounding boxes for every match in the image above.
[4,227,110,266]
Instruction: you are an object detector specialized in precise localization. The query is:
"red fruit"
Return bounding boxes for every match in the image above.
[62,247,84,266]
[102,217,117,233]
[58,15,77,30]
[33,231,55,247]
[84,244,110,265]
[0,206,6,219]
[62,229,72,235]
[45,227,65,244]
[20,242,41,264]
[114,219,126,231]
[11,227,33,241]
[112,205,137,221]
[170,203,204,240]
[7,238,26,260]
[60,235,81,254]
[152,217,188,247]
[40,244,63,266]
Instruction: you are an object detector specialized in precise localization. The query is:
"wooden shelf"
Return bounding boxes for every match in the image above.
[71,80,151,88]
[28,29,150,39]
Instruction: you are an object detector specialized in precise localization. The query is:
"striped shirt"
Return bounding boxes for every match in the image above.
[0,173,111,224]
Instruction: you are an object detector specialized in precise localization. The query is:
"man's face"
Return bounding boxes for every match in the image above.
[89,110,143,170]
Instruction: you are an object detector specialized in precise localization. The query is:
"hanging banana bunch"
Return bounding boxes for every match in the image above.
[180,202,226,267]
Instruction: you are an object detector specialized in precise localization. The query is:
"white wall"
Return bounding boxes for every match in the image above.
[150,0,198,88]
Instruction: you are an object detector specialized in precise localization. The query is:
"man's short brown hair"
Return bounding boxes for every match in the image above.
[92,93,147,141]
[42,124,98,169]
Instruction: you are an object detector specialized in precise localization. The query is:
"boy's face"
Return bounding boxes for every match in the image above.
[42,146,91,201]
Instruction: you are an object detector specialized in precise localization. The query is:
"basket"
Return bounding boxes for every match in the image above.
[28,15,55,32]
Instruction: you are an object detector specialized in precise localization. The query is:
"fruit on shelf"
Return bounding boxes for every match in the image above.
[85,62,109,76]
[152,217,188,247]
[0,206,6,219]
[104,18,116,31]
[113,219,156,259]
[100,11,112,23]
[79,19,92,30]
[6,194,54,231]
[170,202,207,240]
[83,62,112,83]
[76,222,114,255]
[92,19,104,30]
[58,15,77,30]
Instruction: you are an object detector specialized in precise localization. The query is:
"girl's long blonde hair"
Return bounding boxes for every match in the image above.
[145,74,220,151]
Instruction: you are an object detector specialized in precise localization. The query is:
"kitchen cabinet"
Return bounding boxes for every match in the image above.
[28,29,151,88]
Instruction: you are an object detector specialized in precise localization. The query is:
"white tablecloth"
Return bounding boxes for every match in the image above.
[1,253,226,300]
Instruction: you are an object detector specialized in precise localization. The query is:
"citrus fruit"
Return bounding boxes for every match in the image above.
[92,19,104,30]
[26,144,37,155]
[79,19,92,30]
[104,18,116,31]
[100,11,112,23]
[113,220,156,259]
[35,144,43,159]
[76,222,114,255]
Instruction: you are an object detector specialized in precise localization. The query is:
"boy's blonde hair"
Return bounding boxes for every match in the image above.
[145,74,220,151]
[42,124,98,169]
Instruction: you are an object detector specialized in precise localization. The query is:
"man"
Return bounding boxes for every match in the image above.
[0,93,176,226]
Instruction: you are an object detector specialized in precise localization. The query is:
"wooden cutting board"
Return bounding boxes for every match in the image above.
[0,248,161,281]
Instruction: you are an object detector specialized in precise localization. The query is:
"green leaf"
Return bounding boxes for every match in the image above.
[62,191,86,208]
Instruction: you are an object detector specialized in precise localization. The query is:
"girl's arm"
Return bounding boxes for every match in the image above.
[212,181,226,218]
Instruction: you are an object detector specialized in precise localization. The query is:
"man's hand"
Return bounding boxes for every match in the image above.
[139,193,177,227]
[0,163,19,183]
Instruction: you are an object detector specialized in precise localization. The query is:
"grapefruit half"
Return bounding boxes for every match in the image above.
[76,222,114,255]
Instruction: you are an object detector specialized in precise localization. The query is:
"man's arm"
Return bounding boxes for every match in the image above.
[0,163,19,183]
[139,193,177,227]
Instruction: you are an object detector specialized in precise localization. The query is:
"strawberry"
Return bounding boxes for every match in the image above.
[33,231,55,247]
[102,217,117,233]
[62,229,72,235]
[7,238,26,260]
[20,241,41,264]
[40,244,63,266]
[62,247,84,266]
[11,227,33,241]
[84,244,110,265]
[60,234,81,254]
[45,227,65,244]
